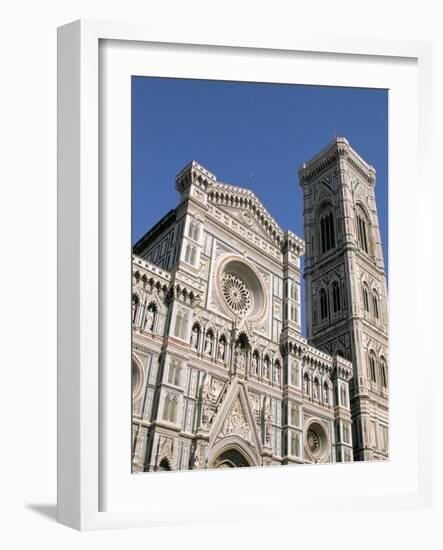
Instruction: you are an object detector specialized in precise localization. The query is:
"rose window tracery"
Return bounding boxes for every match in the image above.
[216,257,267,322]
[307,428,321,455]
[222,273,252,315]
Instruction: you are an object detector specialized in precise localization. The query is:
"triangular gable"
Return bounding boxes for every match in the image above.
[216,205,277,244]
[315,186,333,208]
[207,182,283,246]
[209,379,261,451]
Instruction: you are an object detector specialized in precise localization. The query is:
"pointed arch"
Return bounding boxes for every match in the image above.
[372,289,380,319]
[368,350,377,383]
[332,280,341,313]
[316,201,336,255]
[319,287,329,320]
[380,355,388,388]
[355,202,372,254]
[362,283,370,312]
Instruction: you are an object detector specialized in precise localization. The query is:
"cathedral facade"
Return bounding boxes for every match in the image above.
[131,137,388,472]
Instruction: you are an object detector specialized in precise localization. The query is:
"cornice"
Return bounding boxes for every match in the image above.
[298,137,376,186]
[175,160,216,194]
[133,254,172,283]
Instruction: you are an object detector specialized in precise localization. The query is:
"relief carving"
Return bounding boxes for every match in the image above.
[218,397,252,445]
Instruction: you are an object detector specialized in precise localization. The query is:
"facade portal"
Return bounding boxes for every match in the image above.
[212,449,251,468]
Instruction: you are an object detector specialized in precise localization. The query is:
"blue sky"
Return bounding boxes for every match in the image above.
[132,77,388,330]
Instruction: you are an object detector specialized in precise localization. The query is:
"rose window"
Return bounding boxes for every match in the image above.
[307,429,321,455]
[222,273,252,315]
[216,257,267,322]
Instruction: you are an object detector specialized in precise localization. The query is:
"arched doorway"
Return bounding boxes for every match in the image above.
[212,448,252,468]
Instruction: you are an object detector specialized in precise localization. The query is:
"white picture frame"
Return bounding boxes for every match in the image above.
[57,19,434,531]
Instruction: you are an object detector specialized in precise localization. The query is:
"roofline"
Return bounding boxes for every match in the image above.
[132,208,176,253]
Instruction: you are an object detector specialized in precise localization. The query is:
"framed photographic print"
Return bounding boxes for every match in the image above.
[57,20,434,531]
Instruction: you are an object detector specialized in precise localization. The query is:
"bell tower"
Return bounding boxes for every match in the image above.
[299,138,389,461]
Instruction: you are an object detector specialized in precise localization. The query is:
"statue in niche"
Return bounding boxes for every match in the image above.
[263,358,269,379]
[274,366,280,384]
[303,375,309,394]
[217,339,225,361]
[191,326,199,350]
[313,380,319,400]
[204,332,213,355]
[235,347,245,370]
[144,306,155,332]
[251,354,258,375]
[323,384,329,404]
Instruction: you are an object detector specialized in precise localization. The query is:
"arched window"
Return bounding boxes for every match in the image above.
[290,402,300,426]
[291,359,300,387]
[356,206,370,253]
[174,310,188,340]
[343,424,351,444]
[291,433,300,457]
[319,207,336,254]
[319,288,328,320]
[369,352,377,383]
[372,291,379,319]
[380,358,388,388]
[162,395,171,421]
[332,281,341,313]
[163,394,177,423]
[362,284,370,312]
[193,223,200,241]
[188,220,200,241]
[184,244,197,265]
[174,311,182,338]
[167,359,181,386]
[184,244,191,263]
